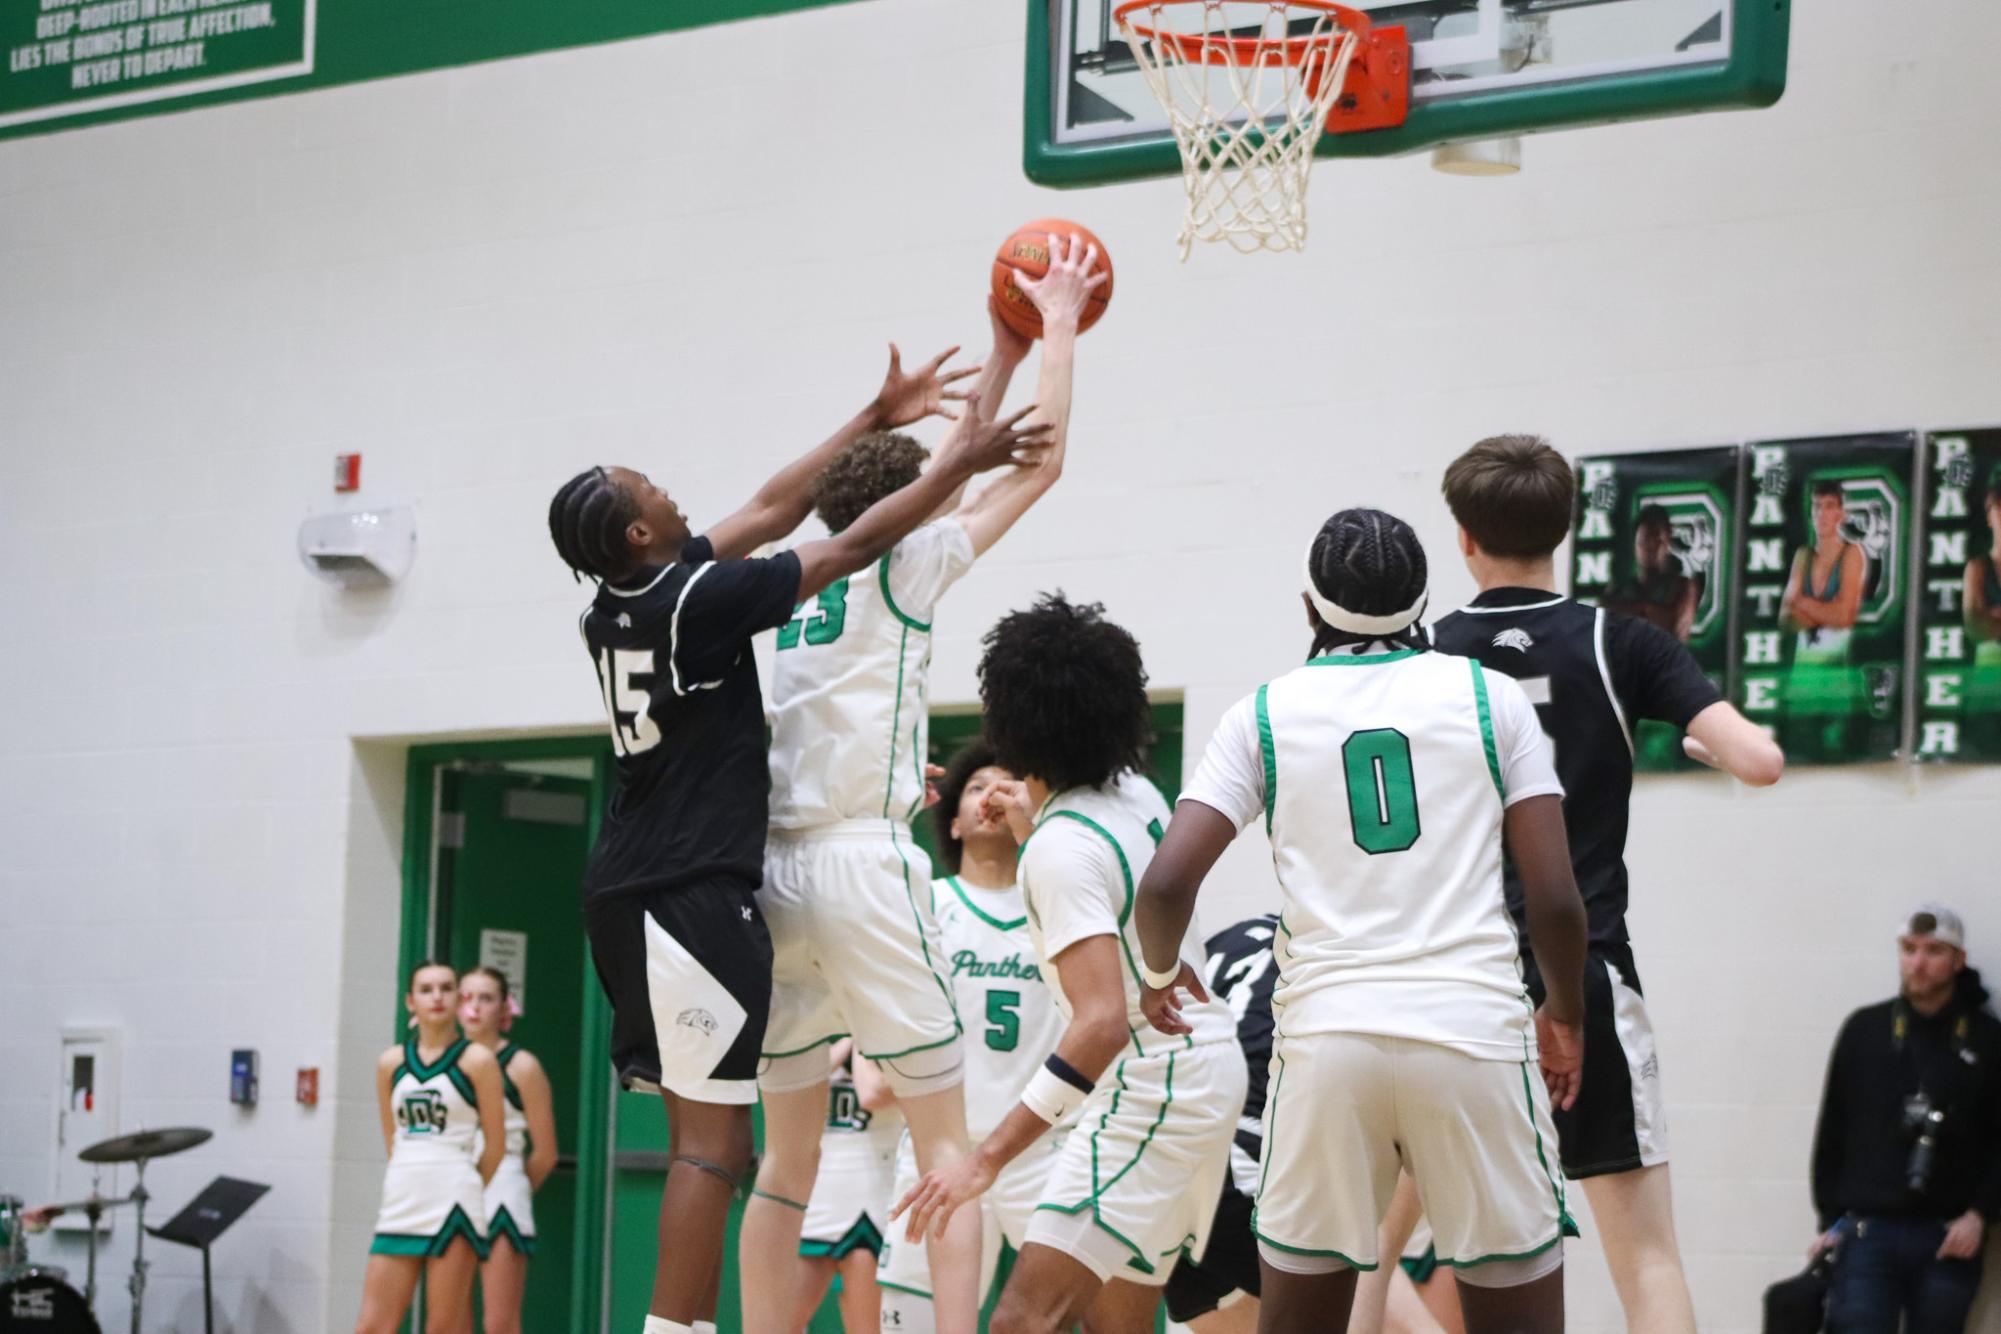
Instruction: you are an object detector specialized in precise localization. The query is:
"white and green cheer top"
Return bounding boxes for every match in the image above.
[1180,647,1564,1062]
[933,874,1066,1138]
[768,519,975,830]
[388,1036,484,1162]
[1020,774,1237,1060]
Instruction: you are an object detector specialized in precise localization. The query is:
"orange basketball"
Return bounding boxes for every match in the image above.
[991,219,1114,340]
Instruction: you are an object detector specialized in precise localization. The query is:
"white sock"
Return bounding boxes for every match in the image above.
[693,1324,718,1334]
[641,1319,692,1334]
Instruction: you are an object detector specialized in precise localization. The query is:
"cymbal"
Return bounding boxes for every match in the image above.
[78,1127,212,1165]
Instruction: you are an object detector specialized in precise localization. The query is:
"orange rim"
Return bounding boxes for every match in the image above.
[1112,0,1372,67]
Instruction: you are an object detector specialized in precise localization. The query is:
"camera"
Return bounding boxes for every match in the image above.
[1903,1091,1948,1192]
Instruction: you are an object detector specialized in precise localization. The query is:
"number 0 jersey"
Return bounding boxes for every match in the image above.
[1180,647,1563,1062]
[578,535,801,902]
[933,875,1065,1139]
[768,520,975,829]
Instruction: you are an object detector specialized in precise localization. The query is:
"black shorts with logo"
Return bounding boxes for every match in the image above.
[584,877,773,1106]
[1522,941,1668,1179]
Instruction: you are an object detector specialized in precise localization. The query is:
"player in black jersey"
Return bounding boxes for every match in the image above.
[546,350,1050,1334]
[1433,435,1783,1334]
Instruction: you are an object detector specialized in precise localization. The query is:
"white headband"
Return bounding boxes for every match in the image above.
[1303,543,1429,636]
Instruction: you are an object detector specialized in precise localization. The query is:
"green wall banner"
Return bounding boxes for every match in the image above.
[0,0,860,140]
[1736,432,1916,766]
[1572,446,1744,773]
[1915,428,2001,763]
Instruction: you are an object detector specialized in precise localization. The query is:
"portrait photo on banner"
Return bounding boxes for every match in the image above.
[1572,446,1744,772]
[1735,432,1917,766]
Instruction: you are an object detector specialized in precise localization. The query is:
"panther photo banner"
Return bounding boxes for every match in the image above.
[1735,432,1916,765]
[1572,446,1743,772]
[1915,427,2001,763]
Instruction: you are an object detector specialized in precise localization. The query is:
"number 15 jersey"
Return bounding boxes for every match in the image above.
[1180,647,1563,1062]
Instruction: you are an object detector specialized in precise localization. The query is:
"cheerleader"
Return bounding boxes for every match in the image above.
[357,961,505,1334]
[458,966,558,1334]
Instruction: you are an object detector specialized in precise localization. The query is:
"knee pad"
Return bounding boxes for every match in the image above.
[874,1039,965,1098]
[1453,1243,1563,1290]
[1256,1240,1355,1277]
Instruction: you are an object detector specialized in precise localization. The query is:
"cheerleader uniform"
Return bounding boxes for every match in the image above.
[371,1035,489,1258]
[483,1042,537,1256]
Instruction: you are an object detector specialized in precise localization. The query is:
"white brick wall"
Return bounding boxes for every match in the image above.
[1,1,1998,1329]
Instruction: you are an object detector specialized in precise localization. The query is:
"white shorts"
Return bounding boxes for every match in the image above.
[1253,1032,1571,1273]
[371,1153,487,1258]
[760,824,963,1094]
[877,1127,1068,1300]
[483,1156,536,1256]
[800,1124,900,1260]
[1024,1040,1247,1288]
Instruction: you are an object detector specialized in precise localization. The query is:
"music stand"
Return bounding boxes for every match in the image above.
[146,1177,270,1334]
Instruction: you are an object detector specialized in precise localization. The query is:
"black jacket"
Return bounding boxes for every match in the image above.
[1809,970,2001,1230]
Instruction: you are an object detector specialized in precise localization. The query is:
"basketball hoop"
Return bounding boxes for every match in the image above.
[1114,0,1409,257]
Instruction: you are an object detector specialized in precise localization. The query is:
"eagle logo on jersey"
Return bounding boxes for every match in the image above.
[1491,628,1535,653]
[676,1008,718,1035]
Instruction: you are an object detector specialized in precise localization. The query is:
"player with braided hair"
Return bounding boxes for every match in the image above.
[1133,507,1591,1334]
[549,349,1050,1334]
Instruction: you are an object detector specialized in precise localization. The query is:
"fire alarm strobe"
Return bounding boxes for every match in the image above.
[334,454,361,492]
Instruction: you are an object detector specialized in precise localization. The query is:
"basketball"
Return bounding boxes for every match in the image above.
[991,219,1115,340]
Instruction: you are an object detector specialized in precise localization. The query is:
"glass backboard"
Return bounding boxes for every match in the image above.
[1025,0,1790,186]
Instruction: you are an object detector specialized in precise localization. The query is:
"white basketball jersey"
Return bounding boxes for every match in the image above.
[933,875,1065,1138]
[1022,780,1237,1061]
[389,1038,483,1164]
[1256,650,1550,1061]
[768,520,976,829]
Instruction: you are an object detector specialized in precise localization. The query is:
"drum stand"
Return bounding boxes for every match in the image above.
[125,1159,150,1334]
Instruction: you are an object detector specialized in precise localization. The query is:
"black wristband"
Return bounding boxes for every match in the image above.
[1044,1053,1094,1094]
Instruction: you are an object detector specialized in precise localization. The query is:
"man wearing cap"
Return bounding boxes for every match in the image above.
[1807,905,2001,1334]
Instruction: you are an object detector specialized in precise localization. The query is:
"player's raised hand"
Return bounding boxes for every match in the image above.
[1139,961,1209,1037]
[891,1153,996,1242]
[979,778,1037,844]
[921,763,948,810]
[874,342,981,427]
[1015,232,1108,332]
[1534,1008,1584,1112]
[938,398,1054,476]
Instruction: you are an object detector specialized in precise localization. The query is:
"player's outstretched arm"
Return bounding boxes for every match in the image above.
[1682,701,1784,785]
[953,234,1107,557]
[890,934,1129,1243]
[791,397,1051,600]
[1134,801,1236,1036]
[1505,794,1588,1112]
[703,344,979,561]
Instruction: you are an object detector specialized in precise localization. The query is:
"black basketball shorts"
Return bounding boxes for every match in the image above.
[584,878,773,1106]
[1523,941,1669,1179]
[1164,1172,1261,1323]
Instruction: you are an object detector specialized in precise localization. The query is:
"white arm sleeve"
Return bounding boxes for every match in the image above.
[1486,670,1565,807]
[1023,822,1123,960]
[883,519,976,624]
[1178,695,1265,832]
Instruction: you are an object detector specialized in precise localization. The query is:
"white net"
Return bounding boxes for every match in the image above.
[1117,0,1358,258]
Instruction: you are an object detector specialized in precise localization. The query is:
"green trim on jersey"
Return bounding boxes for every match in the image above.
[1255,684,1278,836]
[1305,649,1422,666]
[799,1214,885,1260]
[878,550,933,633]
[497,1043,524,1112]
[882,623,912,819]
[402,1035,469,1083]
[760,1031,850,1061]
[945,875,1027,932]
[1248,1224,1379,1271]
[1032,1050,1181,1275]
[1469,660,1505,801]
[1255,1047,1288,1201]
[446,1065,479,1109]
